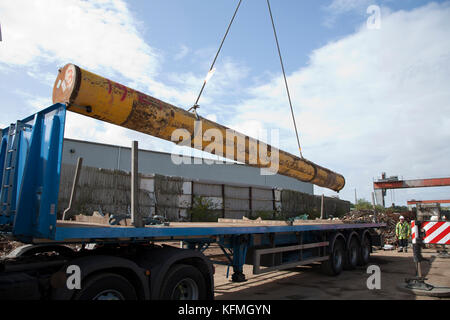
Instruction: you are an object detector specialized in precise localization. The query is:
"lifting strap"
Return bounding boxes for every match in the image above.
[266,0,303,158]
[190,0,304,158]
[189,0,243,118]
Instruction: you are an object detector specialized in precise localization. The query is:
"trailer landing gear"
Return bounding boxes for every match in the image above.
[398,242,450,297]
[231,269,246,283]
[399,277,450,297]
[398,258,450,297]
[230,235,248,283]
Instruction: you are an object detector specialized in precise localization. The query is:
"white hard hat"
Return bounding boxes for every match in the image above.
[399,216,404,220]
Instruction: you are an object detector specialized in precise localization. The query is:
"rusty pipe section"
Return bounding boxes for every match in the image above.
[52,64,345,191]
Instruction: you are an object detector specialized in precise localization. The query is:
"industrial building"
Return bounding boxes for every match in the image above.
[62,138,313,195]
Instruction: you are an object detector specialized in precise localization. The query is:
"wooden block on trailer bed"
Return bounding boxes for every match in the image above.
[72,214,131,226]
[218,218,343,225]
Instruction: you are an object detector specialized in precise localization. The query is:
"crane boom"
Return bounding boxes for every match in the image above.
[52,64,345,192]
[374,177,450,190]
[407,200,450,205]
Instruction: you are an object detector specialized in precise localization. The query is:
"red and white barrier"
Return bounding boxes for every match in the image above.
[412,220,450,244]
[412,220,418,244]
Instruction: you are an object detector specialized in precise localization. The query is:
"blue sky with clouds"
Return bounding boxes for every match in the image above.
[1,0,450,206]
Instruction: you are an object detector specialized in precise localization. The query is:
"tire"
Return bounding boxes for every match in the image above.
[73,273,137,300]
[160,264,206,300]
[321,240,345,276]
[344,238,360,270]
[358,235,371,266]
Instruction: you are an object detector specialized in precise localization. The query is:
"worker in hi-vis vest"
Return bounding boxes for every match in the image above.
[396,216,411,252]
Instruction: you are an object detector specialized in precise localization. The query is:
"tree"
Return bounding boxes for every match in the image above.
[355,199,372,211]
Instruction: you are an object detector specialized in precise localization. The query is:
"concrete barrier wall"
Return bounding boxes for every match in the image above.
[58,164,349,221]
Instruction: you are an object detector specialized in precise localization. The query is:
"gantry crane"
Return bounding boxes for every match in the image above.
[373,172,450,207]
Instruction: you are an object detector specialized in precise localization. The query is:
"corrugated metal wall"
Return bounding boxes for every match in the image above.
[190,181,281,220]
[59,164,157,220]
[61,138,314,195]
[58,164,284,221]
[58,164,349,222]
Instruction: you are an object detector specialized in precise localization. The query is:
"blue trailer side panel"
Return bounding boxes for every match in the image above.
[53,223,384,242]
[0,104,66,241]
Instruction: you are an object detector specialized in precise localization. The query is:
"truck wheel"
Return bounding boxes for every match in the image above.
[321,240,345,276]
[358,235,371,266]
[344,238,360,270]
[160,264,206,300]
[73,273,137,300]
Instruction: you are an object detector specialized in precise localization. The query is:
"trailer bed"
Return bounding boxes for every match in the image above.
[49,219,385,243]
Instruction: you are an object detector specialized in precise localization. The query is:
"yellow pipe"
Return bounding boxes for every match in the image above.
[53,64,345,192]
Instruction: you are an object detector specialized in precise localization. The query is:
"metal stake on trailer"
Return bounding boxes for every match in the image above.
[62,157,83,221]
[131,140,143,228]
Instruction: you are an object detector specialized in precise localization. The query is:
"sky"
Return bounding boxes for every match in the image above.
[0,0,449,207]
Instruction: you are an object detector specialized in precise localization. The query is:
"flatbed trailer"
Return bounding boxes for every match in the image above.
[0,105,385,300]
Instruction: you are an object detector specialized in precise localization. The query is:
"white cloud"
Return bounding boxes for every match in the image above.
[26,69,58,87]
[174,45,190,61]
[154,58,250,108]
[327,0,373,14]
[0,0,159,82]
[13,90,52,111]
[64,112,176,153]
[26,96,53,111]
[205,114,217,122]
[231,2,450,204]
[323,0,392,28]
[206,59,250,94]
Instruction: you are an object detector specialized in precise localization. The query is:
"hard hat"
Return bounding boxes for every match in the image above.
[399,216,404,220]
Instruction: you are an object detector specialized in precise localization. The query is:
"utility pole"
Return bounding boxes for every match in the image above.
[371,192,377,223]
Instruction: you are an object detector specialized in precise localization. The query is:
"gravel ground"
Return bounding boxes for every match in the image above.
[204,245,450,300]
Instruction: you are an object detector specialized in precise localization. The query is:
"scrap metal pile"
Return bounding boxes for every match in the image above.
[341,210,416,244]
[0,235,22,257]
